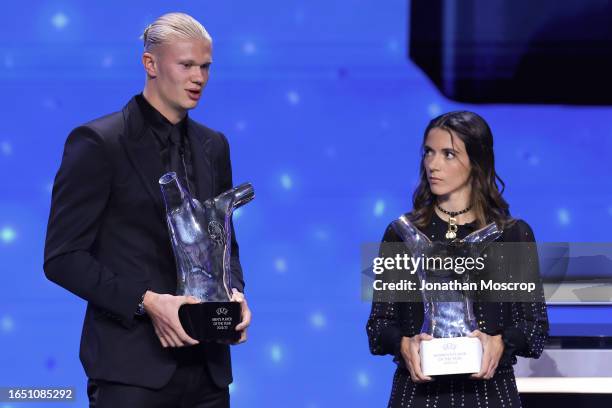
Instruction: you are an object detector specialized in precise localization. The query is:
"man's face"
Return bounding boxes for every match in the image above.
[145,37,212,118]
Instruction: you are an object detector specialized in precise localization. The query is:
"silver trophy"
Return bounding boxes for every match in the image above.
[159,172,254,342]
[392,215,502,376]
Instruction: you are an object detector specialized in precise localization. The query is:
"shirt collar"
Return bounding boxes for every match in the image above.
[135,93,188,146]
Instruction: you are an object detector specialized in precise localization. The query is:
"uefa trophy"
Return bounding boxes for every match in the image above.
[392,215,502,376]
[159,172,254,342]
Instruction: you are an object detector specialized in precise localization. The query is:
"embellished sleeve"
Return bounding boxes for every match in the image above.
[366,224,403,357]
[502,220,549,360]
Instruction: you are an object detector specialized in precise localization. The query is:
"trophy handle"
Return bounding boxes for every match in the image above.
[232,183,255,209]
[460,222,502,243]
[391,214,431,256]
[209,182,255,301]
[212,183,255,212]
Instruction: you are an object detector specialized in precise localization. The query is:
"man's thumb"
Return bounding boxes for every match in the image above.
[185,296,201,305]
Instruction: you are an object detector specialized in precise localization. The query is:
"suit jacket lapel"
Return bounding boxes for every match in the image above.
[187,119,214,201]
[119,97,166,214]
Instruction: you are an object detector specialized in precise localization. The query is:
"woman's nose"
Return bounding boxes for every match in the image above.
[428,155,441,173]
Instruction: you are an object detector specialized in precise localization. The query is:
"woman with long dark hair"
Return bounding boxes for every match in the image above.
[367,111,549,407]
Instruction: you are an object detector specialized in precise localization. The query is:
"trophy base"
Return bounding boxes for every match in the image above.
[420,337,483,376]
[179,302,241,343]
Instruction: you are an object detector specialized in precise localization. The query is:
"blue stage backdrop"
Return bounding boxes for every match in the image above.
[1,1,611,407]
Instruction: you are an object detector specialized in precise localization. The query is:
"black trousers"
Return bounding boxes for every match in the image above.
[87,358,229,408]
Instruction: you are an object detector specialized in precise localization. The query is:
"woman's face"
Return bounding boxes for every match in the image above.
[423,127,472,198]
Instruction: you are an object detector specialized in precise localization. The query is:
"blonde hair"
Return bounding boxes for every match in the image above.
[141,12,212,52]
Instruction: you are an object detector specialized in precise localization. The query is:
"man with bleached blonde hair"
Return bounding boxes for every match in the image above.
[44,12,250,407]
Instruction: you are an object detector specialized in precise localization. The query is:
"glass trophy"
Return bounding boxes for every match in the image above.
[159,172,254,342]
[392,214,502,376]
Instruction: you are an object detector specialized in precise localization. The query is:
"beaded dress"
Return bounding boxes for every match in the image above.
[367,212,549,408]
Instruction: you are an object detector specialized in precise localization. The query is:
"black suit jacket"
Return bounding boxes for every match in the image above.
[43,96,244,389]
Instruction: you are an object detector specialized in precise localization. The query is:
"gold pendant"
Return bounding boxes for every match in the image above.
[445,217,458,240]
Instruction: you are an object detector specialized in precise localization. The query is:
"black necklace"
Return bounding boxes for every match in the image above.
[436,203,472,240]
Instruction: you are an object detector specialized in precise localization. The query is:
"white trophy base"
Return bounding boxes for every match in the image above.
[420,337,483,376]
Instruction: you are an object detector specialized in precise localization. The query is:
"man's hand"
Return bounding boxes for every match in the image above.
[230,288,251,344]
[469,330,504,380]
[143,290,200,348]
[400,334,434,383]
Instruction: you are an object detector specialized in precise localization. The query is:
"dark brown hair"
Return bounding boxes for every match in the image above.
[409,111,515,230]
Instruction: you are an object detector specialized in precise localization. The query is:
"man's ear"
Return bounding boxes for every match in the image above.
[142,52,157,78]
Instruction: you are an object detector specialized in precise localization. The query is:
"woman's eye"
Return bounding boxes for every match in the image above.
[445,151,455,159]
[183,63,192,68]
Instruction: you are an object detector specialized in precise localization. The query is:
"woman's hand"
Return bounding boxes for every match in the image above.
[400,334,434,383]
[469,330,504,380]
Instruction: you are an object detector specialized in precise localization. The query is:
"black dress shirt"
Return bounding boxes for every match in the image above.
[135,93,195,194]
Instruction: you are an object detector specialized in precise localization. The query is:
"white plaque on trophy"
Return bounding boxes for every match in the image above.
[420,337,483,376]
